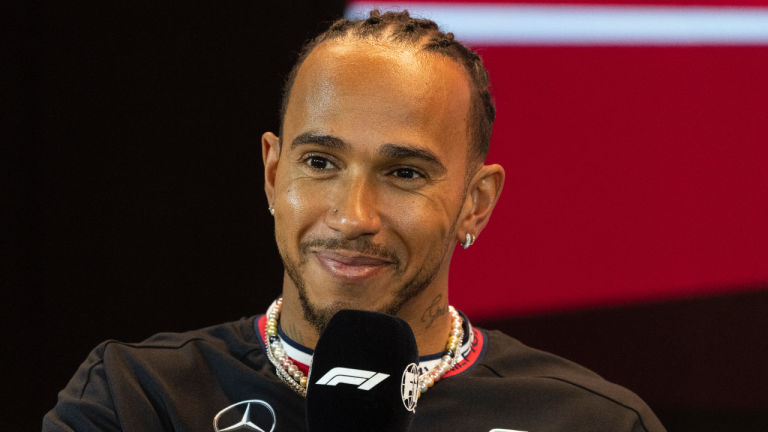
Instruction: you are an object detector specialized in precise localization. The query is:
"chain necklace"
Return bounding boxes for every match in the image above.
[263,298,465,398]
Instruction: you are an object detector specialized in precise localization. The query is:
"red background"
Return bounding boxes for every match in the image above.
[450,46,768,318]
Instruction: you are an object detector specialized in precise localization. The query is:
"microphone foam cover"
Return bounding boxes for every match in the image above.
[306,310,419,432]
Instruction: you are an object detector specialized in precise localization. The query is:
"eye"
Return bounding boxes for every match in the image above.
[392,168,422,179]
[306,156,334,170]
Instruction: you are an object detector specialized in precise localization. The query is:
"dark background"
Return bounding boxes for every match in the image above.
[2,1,765,430]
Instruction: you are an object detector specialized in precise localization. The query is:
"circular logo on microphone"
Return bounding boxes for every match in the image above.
[400,363,419,412]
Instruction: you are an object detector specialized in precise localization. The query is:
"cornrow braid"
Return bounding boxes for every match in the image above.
[279,9,496,165]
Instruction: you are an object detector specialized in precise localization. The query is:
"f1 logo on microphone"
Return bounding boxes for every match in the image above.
[315,367,390,390]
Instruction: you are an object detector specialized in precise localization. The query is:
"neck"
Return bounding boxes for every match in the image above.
[279,281,453,357]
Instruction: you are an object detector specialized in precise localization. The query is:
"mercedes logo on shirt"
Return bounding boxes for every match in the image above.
[213,400,276,432]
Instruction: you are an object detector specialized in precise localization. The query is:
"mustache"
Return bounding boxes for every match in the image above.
[300,236,400,268]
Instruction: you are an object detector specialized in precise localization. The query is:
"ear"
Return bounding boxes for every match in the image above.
[456,164,505,246]
[262,132,281,206]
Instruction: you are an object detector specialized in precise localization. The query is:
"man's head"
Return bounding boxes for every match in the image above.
[262,10,504,338]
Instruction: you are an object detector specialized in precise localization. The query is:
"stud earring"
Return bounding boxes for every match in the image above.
[268,204,274,216]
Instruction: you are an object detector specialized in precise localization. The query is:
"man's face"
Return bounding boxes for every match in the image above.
[270,41,473,331]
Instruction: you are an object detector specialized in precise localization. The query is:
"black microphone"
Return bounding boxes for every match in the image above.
[306,310,419,432]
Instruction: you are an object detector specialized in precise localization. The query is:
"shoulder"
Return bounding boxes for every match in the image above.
[83,316,265,386]
[473,328,666,432]
[145,316,258,349]
[479,329,603,380]
[44,317,276,431]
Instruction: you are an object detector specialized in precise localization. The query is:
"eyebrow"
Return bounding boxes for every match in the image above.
[291,133,350,151]
[378,143,446,172]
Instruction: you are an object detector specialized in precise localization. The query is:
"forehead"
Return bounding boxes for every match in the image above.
[283,40,472,159]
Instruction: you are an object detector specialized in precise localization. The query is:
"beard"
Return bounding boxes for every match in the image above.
[279,234,451,335]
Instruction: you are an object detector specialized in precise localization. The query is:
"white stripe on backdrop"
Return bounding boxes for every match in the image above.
[346,2,768,45]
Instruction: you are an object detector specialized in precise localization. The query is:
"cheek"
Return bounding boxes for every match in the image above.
[275,174,328,244]
[383,191,454,255]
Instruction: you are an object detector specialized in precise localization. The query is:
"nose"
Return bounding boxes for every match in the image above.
[327,175,381,239]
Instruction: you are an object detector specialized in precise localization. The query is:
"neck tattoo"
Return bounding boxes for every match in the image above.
[263,298,465,398]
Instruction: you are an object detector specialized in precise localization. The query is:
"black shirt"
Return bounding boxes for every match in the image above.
[43,315,665,432]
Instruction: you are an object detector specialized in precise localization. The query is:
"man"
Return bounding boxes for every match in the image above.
[44,10,665,432]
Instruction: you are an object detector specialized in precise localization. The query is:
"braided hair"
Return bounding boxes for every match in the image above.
[280,10,496,165]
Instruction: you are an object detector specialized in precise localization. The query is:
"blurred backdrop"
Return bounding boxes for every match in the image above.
[3,1,766,430]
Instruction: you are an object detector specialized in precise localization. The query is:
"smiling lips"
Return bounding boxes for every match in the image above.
[314,251,392,281]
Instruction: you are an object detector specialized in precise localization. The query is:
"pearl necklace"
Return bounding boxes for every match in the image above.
[263,298,465,398]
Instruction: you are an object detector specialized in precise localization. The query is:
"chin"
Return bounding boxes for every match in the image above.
[298,290,379,334]
[308,282,394,312]
[297,280,404,334]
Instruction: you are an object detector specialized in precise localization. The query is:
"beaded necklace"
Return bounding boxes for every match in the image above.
[263,298,465,398]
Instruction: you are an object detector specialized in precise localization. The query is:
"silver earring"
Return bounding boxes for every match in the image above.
[333,209,337,213]
[461,233,476,249]
[268,204,274,216]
